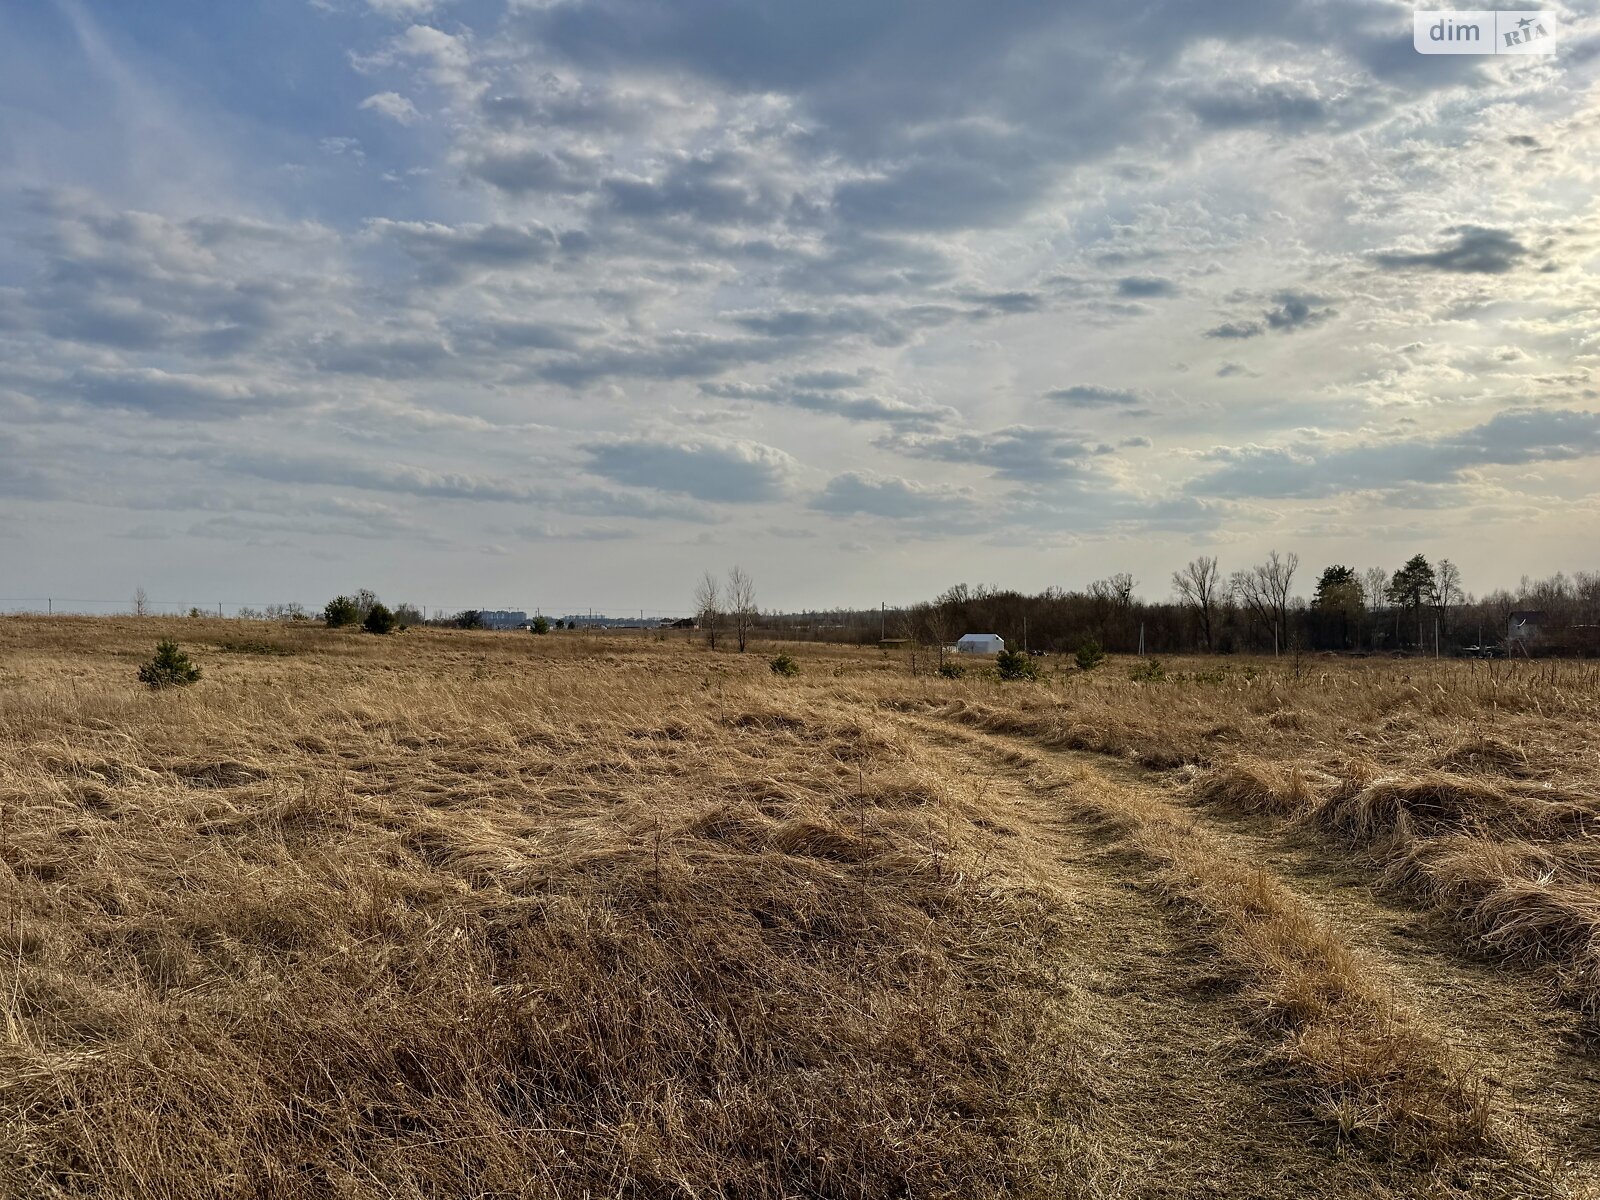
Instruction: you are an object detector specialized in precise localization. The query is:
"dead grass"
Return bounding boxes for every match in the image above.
[0,618,1091,1199]
[908,652,1600,1023]
[3,620,1595,1196]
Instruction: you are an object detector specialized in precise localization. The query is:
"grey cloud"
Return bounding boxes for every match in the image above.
[811,471,972,519]
[1116,275,1178,298]
[1046,384,1141,407]
[1205,320,1264,339]
[1205,290,1333,341]
[1186,80,1328,130]
[786,368,878,389]
[194,448,546,503]
[535,330,811,387]
[70,367,300,419]
[701,379,956,430]
[518,0,1443,244]
[776,232,955,296]
[1188,408,1600,500]
[601,152,785,226]
[967,290,1045,314]
[1264,290,1334,331]
[729,306,887,339]
[831,139,1052,232]
[370,218,583,282]
[879,424,1110,481]
[308,330,456,377]
[581,435,797,501]
[449,318,584,353]
[464,143,603,195]
[1371,226,1528,274]
[15,192,336,358]
[188,446,714,519]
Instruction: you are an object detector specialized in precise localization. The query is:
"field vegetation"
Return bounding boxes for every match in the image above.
[1,617,1597,1198]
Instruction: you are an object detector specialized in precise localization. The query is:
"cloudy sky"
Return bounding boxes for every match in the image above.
[3,0,1598,614]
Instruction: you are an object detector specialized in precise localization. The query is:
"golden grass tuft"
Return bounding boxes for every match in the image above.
[1190,757,1320,816]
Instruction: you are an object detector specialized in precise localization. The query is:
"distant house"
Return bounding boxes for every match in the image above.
[955,633,1006,655]
[1507,611,1547,642]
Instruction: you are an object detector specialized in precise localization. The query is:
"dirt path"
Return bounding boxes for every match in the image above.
[1183,800,1600,1177]
[905,712,1600,1198]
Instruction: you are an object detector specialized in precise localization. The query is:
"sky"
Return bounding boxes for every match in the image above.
[2,0,1598,615]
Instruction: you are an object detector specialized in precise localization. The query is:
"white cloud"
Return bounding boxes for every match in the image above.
[359,91,421,125]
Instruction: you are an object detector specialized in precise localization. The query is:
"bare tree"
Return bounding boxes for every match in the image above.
[1434,559,1463,634]
[693,572,723,650]
[1362,565,1391,649]
[727,565,756,653]
[1088,573,1136,644]
[133,587,149,618]
[1230,551,1298,653]
[925,602,958,666]
[1262,551,1299,649]
[1089,573,1136,607]
[897,608,924,674]
[1362,566,1390,613]
[1229,567,1273,646]
[1171,556,1221,651]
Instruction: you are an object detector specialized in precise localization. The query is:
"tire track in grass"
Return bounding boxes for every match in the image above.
[921,730,1446,1197]
[905,714,1581,1199]
[1164,800,1600,1189]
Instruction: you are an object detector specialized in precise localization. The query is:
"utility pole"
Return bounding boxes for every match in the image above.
[880,602,885,641]
[1138,622,1146,657]
[1022,614,1028,653]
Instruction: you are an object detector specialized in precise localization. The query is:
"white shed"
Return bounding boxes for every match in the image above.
[955,633,1006,655]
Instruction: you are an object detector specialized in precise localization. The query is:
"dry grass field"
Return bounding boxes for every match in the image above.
[1,617,1598,1198]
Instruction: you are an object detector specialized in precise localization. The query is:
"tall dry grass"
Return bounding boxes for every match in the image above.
[903,654,1600,1015]
[0,619,1089,1198]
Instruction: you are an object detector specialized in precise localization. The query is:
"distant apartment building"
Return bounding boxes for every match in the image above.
[480,610,529,630]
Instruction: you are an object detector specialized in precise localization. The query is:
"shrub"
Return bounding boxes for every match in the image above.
[769,652,800,677]
[936,660,966,679]
[137,641,201,690]
[1128,658,1166,683]
[995,648,1039,681]
[363,603,399,635]
[324,596,360,628]
[455,610,485,630]
[187,607,205,619]
[1074,639,1106,672]
[531,616,551,635]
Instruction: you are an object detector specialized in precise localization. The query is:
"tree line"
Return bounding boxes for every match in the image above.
[763,554,1600,657]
